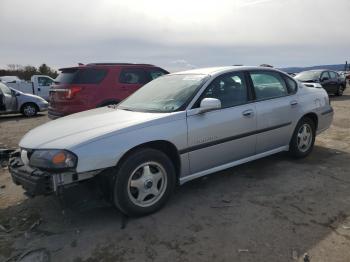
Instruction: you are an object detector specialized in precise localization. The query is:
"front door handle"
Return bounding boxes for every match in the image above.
[290,100,298,106]
[242,109,254,117]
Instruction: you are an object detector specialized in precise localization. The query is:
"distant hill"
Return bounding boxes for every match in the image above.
[279,64,348,74]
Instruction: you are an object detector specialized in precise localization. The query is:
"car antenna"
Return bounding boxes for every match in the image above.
[78,63,84,66]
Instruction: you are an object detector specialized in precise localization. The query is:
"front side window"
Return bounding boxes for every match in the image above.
[0,83,12,95]
[119,69,147,84]
[250,71,288,100]
[198,72,248,108]
[118,74,208,112]
[329,71,337,79]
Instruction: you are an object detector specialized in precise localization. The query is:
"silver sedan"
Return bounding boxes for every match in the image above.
[0,83,48,117]
[9,66,333,216]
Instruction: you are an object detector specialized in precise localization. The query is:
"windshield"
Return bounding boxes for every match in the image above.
[295,71,321,81]
[118,74,209,113]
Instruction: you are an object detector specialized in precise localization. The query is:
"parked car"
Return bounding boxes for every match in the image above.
[0,83,48,117]
[5,75,54,101]
[0,76,22,83]
[48,63,169,119]
[295,69,346,96]
[9,66,333,216]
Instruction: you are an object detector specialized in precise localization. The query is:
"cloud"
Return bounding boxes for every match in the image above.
[239,0,279,6]
[0,0,349,69]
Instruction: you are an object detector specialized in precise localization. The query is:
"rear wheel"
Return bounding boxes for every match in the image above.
[113,148,176,216]
[336,85,344,96]
[21,103,38,117]
[289,117,315,158]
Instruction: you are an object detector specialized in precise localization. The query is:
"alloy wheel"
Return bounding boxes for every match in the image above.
[297,123,313,152]
[127,162,167,207]
[23,105,36,117]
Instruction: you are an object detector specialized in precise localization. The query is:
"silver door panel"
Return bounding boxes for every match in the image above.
[255,95,299,153]
[186,104,257,174]
[188,136,256,173]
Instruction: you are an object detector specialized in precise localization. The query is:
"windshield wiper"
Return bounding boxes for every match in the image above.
[118,107,134,111]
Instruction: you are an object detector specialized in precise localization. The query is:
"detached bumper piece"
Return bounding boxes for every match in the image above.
[9,153,53,197]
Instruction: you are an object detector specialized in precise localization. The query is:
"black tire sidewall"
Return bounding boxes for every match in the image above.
[113,148,176,216]
[289,117,316,158]
[336,85,344,96]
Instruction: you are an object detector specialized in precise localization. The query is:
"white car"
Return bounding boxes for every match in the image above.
[9,66,333,216]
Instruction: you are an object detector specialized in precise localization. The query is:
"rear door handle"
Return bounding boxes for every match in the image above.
[290,100,298,106]
[242,109,254,117]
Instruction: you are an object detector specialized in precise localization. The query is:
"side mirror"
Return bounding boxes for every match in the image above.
[198,98,221,113]
[321,77,329,82]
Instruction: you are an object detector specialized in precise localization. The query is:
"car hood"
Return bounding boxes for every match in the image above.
[16,91,47,102]
[19,107,184,149]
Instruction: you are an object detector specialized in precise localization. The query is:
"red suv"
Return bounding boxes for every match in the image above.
[48,63,168,119]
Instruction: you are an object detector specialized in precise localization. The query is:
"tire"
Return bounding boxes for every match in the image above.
[21,103,38,117]
[336,85,344,96]
[113,148,176,216]
[289,117,316,158]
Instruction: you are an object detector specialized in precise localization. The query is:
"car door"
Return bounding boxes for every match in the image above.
[248,70,300,154]
[118,68,148,98]
[186,71,257,174]
[0,83,17,112]
[320,71,332,92]
[328,71,339,93]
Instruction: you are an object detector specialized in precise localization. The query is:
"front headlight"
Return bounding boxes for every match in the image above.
[29,149,77,170]
[314,83,322,88]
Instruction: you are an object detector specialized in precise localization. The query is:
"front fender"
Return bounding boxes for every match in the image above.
[71,118,188,173]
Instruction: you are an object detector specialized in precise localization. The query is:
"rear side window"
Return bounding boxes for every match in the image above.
[55,68,107,84]
[38,77,53,86]
[148,68,168,80]
[250,71,288,100]
[321,71,330,80]
[119,69,148,84]
[283,75,297,94]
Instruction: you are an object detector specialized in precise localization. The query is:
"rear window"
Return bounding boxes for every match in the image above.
[55,68,107,84]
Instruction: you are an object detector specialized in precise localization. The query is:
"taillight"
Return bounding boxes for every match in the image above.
[65,87,82,99]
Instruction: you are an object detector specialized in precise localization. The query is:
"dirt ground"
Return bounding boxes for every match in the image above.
[0,88,350,262]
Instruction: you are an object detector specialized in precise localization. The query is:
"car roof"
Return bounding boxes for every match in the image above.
[304,69,328,72]
[59,63,159,71]
[171,66,283,76]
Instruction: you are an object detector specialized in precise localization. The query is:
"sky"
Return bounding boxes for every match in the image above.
[0,0,349,71]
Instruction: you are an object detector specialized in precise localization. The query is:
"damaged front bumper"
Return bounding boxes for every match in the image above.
[9,151,102,197]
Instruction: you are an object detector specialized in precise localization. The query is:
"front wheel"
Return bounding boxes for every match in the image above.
[21,103,38,117]
[113,148,176,216]
[336,85,344,96]
[289,117,315,158]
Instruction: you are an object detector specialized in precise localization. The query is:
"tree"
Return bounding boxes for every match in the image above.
[22,66,38,81]
[1,63,58,80]
[38,63,58,78]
